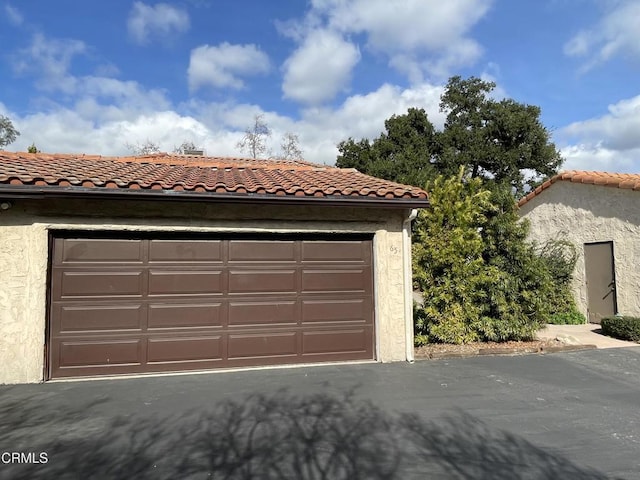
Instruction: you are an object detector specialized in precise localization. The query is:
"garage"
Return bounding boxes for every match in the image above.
[0,151,428,384]
[48,233,374,378]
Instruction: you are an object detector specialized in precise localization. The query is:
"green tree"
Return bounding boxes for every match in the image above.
[336,76,572,342]
[337,108,438,187]
[336,76,563,194]
[27,143,39,153]
[439,76,562,195]
[0,115,20,148]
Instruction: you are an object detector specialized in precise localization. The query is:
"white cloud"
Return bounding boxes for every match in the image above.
[560,143,640,173]
[13,33,87,93]
[74,77,172,120]
[187,82,443,163]
[391,37,483,83]
[188,43,271,91]
[4,4,23,25]
[281,0,491,90]
[295,82,444,163]
[282,29,360,104]
[8,77,446,166]
[14,109,212,156]
[301,82,444,139]
[561,95,640,152]
[564,31,589,57]
[11,32,172,118]
[564,0,640,70]
[557,94,640,172]
[127,2,190,45]
[320,0,491,54]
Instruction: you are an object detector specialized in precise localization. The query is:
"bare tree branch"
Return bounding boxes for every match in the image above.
[236,114,271,159]
[125,139,161,155]
[173,140,201,154]
[278,132,303,160]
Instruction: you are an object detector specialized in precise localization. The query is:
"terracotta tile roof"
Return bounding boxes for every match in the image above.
[0,151,428,204]
[518,170,640,207]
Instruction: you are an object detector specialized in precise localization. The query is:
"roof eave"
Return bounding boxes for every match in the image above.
[0,185,430,209]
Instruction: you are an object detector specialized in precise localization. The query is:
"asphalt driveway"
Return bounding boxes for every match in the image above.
[2,348,640,479]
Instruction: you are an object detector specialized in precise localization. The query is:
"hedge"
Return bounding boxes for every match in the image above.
[601,316,640,342]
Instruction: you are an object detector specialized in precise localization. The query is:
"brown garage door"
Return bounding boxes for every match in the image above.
[48,233,375,379]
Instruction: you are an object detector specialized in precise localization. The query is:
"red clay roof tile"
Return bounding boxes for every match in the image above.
[518,170,640,207]
[0,151,428,204]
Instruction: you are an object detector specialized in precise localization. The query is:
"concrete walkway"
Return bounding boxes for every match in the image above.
[537,323,640,349]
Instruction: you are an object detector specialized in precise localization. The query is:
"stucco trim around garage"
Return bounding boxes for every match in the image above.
[0,198,413,384]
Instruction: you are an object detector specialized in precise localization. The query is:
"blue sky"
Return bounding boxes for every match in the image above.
[1,0,639,172]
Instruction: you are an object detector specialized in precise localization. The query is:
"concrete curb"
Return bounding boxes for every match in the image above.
[541,344,597,354]
[415,343,598,361]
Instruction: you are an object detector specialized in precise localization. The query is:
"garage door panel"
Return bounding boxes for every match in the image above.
[147,337,222,363]
[149,240,222,263]
[228,301,297,326]
[302,241,369,263]
[148,270,223,295]
[301,299,369,323]
[56,304,143,333]
[229,241,296,262]
[302,329,372,355]
[59,239,143,263]
[228,332,298,359]
[60,271,143,297]
[57,339,142,367]
[49,235,375,379]
[148,303,222,329]
[302,269,371,293]
[229,270,296,294]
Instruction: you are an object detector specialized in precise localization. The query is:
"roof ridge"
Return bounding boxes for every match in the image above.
[0,150,326,168]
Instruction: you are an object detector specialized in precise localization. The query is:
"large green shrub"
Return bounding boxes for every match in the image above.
[601,316,640,342]
[412,170,588,344]
[413,170,495,344]
[413,170,552,344]
[475,185,556,340]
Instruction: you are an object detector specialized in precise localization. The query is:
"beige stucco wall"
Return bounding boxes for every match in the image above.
[0,197,413,384]
[520,182,640,320]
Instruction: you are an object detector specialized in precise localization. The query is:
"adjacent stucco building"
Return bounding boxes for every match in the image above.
[519,170,640,324]
[0,151,428,384]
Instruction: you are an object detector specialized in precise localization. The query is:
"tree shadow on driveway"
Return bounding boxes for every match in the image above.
[0,389,617,479]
